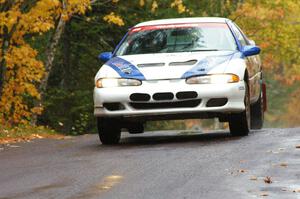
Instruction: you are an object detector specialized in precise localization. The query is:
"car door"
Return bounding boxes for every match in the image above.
[229,22,262,103]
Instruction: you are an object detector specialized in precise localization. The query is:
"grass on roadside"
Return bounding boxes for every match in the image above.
[0,125,65,144]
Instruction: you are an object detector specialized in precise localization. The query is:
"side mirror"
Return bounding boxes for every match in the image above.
[98,52,112,62]
[242,45,261,57]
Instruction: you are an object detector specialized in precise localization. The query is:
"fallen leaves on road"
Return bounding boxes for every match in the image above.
[250,176,258,181]
[228,168,248,176]
[0,133,66,144]
[238,169,247,173]
[260,192,269,197]
[0,125,66,144]
[281,188,288,192]
[264,176,273,184]
[32,134,43,139]
[279,163,288,167]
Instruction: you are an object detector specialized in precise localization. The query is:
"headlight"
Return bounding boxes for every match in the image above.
[186,74,240,84]
[96,78,142,88]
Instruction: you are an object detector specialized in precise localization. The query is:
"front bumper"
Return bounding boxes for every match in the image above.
[94,79,246,119]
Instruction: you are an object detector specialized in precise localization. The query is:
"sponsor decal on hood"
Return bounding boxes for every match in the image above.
[181,53,235,78]
[105,57,146,80]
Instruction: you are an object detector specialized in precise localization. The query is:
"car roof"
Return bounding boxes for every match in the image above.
[134,17,230,27]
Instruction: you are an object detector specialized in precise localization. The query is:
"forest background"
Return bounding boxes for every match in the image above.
[0,0,300,137]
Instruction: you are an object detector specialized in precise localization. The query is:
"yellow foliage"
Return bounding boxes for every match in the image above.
[230,0,300,84]
[151,1,158,13]
[0,44,44,124]
[65,0,91,16]
[139,0,145,7]
[171,0,186,14]
[103,12,125,26]
[0,0,91,125]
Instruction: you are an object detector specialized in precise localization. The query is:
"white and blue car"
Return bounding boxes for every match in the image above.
[94,17,266,144]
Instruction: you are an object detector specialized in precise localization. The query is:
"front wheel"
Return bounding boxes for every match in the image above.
[97,118,121,145]
[229,82,250,136]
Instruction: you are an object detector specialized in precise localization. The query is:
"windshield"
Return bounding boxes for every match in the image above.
[115,23,237,56]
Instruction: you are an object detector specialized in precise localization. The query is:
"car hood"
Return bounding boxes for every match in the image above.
[102,51,240,80]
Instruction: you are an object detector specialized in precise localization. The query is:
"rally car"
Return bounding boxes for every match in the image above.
[94,17,266,144]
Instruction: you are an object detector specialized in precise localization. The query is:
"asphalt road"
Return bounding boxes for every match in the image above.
[0,128,300,199]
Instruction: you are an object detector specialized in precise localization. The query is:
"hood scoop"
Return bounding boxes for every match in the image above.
[169,60,197,66]
[137,63,165,67]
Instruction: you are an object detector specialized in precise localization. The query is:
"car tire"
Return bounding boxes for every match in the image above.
[128,123,144,134]
[97,118,121,145]
[250,90,264,129]
[229,81,250,136]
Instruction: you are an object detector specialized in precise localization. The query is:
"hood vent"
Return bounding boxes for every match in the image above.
[169,60,197,66]
[137,63,165,67]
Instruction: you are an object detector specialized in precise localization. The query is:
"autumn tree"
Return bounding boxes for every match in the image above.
[230,0,300,81]
[0,0,90,125]
[230,0,300,125]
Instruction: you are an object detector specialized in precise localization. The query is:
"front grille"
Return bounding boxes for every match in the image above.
[206,98,228,107]
[130,99,201,110]
[153,92,174,101]
[130,93,151,101]
[176,91,198,100]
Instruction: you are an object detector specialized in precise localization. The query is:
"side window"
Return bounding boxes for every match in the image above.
[230,23,248,47]
[234,23,251,45]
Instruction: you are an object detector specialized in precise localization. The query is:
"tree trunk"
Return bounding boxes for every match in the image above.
[39,3,66,94]
[31,0,67,125]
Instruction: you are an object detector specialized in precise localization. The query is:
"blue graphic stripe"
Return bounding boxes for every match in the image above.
[181,53,236,79]
[106,57,146,80]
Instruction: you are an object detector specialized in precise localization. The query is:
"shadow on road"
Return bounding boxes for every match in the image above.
[97,130,250,149]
